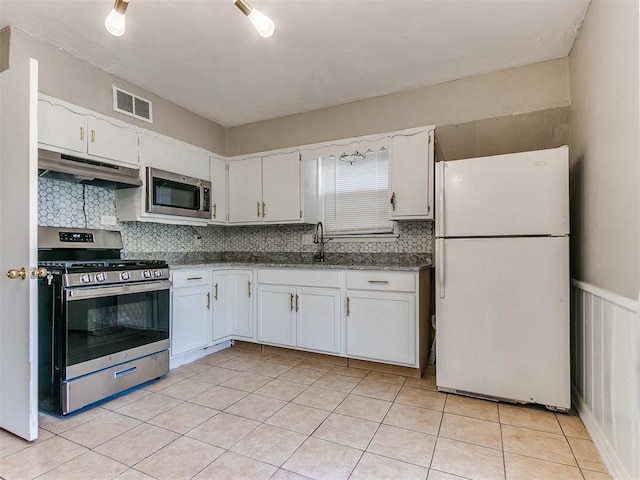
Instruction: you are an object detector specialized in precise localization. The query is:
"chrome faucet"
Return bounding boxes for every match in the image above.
[313,221,332,262]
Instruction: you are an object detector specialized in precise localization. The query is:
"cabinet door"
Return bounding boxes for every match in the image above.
[140,135,210,180]
[212,271,233,342]
[262,152,301,223]
[228,157,262,224]
[297,287,341,354]
[86,117,139,166]
[171,285,210,357]
[210,157,227,224]
[346,291,416,365]
[257,285,296,347]
[38,100,85,154]
[389,130,434,219]
[231,271,254,339]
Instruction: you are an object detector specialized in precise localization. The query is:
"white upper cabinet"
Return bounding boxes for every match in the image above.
[389,128,435,220]
[38,101,85,154]
[228,156,263,224]
[210,156,227,224]
[38,96,139,167]
[262,152,301,223]
[139,134,210,180]
[227,152,316,225]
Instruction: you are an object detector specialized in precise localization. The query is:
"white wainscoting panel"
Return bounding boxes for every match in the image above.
[571,280,639,480]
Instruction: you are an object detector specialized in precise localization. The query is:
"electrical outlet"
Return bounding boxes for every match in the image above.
[100,215,117,226]
[302,234,314,245]
[193,235,202,246]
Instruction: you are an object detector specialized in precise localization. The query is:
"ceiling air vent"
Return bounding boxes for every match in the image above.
[112,86,153,123]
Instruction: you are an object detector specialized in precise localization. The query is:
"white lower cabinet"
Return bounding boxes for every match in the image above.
[296,287,341,354]
[257,285,296,347]
[171,270,212,358]
[212,269,254,343]
[170,266,428,372]
[346,291,416,365]
[257,269,342,355]
[345,270,422,367]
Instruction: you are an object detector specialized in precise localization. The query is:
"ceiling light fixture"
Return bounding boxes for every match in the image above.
[105,0,129,37]
[339,151,366,165]
[234,0,275,38]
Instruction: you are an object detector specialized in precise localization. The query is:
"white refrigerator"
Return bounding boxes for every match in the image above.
[435,146,570,411]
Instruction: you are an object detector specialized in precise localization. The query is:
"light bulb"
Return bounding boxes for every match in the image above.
[105,9,126,36]
[234,0,275,38]
[248,8,274,38]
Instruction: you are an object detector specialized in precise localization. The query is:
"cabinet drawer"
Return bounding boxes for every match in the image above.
[171,269,211,288]
[346,271,416,292]
[258,269,341,288]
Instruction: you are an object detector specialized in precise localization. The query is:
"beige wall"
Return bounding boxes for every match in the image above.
[227,58,570,156]
[569,0,639,300]
[0,27,9,72]
[8,27,226,155]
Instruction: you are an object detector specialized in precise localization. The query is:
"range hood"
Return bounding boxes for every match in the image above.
[38,149,142,189]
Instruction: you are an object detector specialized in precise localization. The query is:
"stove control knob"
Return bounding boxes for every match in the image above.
[143,270,152,279]
[80,274,92,284]
[95,272,107,282]
[120,271,131,281]
[154,270,162,278]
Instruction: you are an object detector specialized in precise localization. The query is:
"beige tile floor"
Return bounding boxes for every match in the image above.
[0,346,611,480]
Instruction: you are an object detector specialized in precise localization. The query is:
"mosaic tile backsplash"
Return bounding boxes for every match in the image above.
[38,178,433,257]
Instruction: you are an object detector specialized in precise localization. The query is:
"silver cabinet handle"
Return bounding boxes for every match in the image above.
[290,293,294,311]
[187,276,203,281]
[367,280,389,285]
[346,297,350,316]
[206,292,211,309]
[248,280,252,297]
[257,202,261,217]
[214,283,218,300]
[295,294,299,312]
[213,203,217,218]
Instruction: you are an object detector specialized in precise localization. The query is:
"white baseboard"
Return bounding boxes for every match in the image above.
[169,340,232,369]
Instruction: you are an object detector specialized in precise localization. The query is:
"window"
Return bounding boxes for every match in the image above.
[320,149,394,236]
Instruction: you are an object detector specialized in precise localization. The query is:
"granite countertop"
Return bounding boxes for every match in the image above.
[125,252,432,272]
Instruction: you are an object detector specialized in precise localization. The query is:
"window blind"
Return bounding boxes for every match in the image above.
[321,149,393,235]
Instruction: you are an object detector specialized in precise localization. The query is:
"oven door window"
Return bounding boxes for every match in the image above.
[153,178,200,211]
[65,288,169,366]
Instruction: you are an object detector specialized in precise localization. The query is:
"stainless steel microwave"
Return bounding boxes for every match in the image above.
[146,167,211,219]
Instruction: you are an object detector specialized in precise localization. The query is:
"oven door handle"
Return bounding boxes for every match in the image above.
[66,280,172,301]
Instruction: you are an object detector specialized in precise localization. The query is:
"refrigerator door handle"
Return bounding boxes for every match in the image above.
[437,238,445,298]
[436,161,444,237]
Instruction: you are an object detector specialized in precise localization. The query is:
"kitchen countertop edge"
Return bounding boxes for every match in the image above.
[169,261,431,272]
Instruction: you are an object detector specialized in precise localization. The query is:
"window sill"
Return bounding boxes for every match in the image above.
[324,223,400,243]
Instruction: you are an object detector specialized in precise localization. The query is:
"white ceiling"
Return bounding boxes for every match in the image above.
[0,0,590,127]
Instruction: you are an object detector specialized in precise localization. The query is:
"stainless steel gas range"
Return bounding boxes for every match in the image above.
[38,227,171,415]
